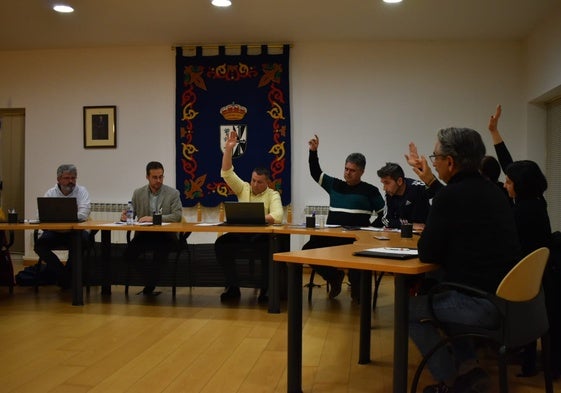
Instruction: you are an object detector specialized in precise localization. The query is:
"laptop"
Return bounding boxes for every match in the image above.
[222,201,268,226]
[353,247,418,260]
[37,197,80,222]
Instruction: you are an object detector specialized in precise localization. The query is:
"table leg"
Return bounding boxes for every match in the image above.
[359,270,373,364]
[393,274,409,393]
[269,233,280,313]
[101,230,112,295]
[287,263,303,393]
[71,230,83,306]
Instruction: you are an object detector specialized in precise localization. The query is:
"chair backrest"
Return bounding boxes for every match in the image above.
[496,247,549,302]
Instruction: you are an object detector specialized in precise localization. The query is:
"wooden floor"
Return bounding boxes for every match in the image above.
[0,270,556,393]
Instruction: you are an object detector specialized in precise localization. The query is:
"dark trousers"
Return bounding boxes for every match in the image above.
[302,235,358,288]
[34,230,89,286]
[214,233,269,291]
[124,232,178,288]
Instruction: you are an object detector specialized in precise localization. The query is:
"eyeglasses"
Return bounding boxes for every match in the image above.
[428,154,447,163]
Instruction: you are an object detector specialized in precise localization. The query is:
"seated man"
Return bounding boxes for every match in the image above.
[372,162,431,229]
[34,164,91,289]
[215,130,283,303]
[409,127,521,393]
[122,161,182,295]
[303,134,385,301]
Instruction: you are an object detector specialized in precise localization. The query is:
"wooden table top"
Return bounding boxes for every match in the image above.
[273,242,435,275]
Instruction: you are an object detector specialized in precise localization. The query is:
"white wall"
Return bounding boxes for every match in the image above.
[289,41,526,223]
[526,6,561,103]
[0,39,540,251]
[524,6,561,165]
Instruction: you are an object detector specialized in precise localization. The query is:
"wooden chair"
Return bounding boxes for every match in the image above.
[410,247,553,393]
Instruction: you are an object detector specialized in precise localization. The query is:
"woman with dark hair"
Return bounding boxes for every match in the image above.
[504,160,551,256]
[489,105,554,377]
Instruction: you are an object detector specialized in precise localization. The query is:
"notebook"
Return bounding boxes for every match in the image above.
[353,247,418,260]
[222,201,268,226]
[37,197,80,222]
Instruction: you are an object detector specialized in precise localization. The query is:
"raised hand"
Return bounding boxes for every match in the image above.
[308,134,319,151]
[488,104,502,133]
[404,142,422,168]
[225,130,238,150]
[412,156,436,185]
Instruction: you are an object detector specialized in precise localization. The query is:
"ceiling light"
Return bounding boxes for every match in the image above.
[53,4,74,13]
[383,0,403,3]
[211,0,232,7]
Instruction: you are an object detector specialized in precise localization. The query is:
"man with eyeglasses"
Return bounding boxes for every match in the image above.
[121,161,182,295]
[408,128,520,393]
[302,134,385,302]
[34,164,91,289]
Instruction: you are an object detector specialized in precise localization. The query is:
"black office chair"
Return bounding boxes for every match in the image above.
[410,247,553,393]
[33,229,97,292]
[124,230,192,298]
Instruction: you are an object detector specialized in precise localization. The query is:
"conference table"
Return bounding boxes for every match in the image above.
[75,221,365,313]
[75,221,281,309]
[1,220,412,315]
[273,238,438,393]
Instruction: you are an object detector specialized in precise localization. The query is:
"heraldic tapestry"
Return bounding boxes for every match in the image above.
[175,45,291,207]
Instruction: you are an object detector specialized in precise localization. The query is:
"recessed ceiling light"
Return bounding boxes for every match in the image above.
[211,0,232,7]
[383,0,403,3]
[53,4,74,13]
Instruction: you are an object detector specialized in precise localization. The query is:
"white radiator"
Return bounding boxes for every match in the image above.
[90,202,128,243]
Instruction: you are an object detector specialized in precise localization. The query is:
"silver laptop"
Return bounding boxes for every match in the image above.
[222,201,268,226]
[37,197,80,222]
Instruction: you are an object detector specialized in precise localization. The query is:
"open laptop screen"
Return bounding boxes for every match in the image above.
[222,201,267,226]
[37,197,80,222]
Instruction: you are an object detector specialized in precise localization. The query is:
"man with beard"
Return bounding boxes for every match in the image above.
[34,164,91,289]
[121,161,183,295]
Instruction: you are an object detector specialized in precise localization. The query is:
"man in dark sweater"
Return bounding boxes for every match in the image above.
[303,134,385,301]
[409,127,521,393]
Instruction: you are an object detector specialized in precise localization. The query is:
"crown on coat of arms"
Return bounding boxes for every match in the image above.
[220,102,247,121]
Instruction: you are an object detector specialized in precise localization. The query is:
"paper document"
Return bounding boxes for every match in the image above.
[353,247,418,260]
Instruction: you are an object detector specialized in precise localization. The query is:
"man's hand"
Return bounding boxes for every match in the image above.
[488,104,502,133]
[308,134,319,151]
[225,130,238,151]
[412,156,437,185]
[404,142,422,168]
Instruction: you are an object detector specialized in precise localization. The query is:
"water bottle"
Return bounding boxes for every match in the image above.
[126,201,134,225]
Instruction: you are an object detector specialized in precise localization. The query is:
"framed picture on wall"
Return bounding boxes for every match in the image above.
[83,105,117,148]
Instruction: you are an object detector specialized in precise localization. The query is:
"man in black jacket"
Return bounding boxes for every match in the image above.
[409,127,521,393]
[373,162,431,229]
